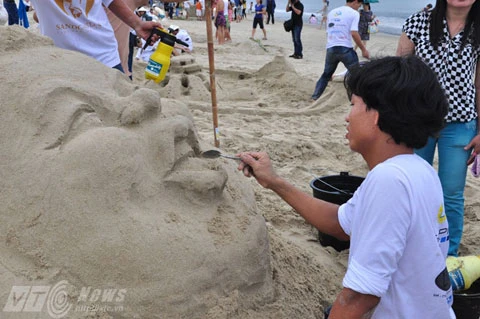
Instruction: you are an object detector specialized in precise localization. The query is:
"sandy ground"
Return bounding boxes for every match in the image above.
[1,10,479,318]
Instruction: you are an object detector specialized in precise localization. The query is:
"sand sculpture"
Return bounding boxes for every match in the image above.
[0,26,273,318]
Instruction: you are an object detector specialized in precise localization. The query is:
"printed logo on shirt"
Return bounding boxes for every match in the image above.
[437,205,446,224]
[438,227,449,244]
[54,0,95,18]
[333,10,343,17]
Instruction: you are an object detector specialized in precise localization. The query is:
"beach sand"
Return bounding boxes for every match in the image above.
[0,13,479,318]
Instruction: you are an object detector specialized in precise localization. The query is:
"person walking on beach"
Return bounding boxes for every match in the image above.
[223,0,232,42]
[266,0,275,25]
[215,0,227,44]
[237,56,454,319]
[396,0,480,257]
[183,0,191,19]
[195,0,203,20]
[227,1,234,37]
[311,0,369,101]
[286,0,304,59]
[235,0,242,22]
[354,3,375,51]
[250,0,266,40]
[320,0,329,29]
[30,0,162,73]
[166,2,174,19]
[3,0,18,25]
[242,0,247,19]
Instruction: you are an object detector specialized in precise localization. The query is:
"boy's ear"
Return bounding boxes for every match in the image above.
[373,110,380,126]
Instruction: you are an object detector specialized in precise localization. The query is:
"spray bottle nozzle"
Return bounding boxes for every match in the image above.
[143,27,167,50]
[143,27,189,50]
[174,37,189,48]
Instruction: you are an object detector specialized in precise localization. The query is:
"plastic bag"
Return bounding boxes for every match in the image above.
[368,19,380,34]
[0,4,8,26]
[471,155,480,177]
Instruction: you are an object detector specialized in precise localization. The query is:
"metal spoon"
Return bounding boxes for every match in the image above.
[201,149,241,161]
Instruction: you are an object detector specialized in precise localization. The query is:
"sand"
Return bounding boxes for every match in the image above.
[0,12,479,319]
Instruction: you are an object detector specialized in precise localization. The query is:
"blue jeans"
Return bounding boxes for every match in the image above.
[128,32,137,75]
[415,120,478,256]
[4,0,19,25]
[267,9,274,24]
[112,63,125,73]
[312,46,359,100]
[291,24,303,57]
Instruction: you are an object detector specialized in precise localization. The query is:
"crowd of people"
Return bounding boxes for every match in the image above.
[2,0,31,26]
[2,0,480,317]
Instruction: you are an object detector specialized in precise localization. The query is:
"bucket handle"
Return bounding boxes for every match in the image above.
[309,170,354,196]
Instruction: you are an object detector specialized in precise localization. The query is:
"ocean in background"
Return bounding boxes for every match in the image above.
[273,0,434,35]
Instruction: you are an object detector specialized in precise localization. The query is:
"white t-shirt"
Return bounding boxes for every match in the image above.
[29,0,120,68]
[326,5,359,48]
[223,0,229,15]
[176,29,193,51]
[338,154,453,318]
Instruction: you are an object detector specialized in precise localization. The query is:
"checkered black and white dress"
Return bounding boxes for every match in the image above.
[403,11,480,123]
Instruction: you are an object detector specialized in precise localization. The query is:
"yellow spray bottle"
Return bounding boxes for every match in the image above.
[447,255,480,291]
[145,28,177,83]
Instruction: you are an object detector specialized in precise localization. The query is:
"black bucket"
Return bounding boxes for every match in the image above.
[452,279,480,319]
[310,172,364,252]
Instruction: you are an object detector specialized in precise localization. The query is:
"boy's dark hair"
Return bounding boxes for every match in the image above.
[346,0,363,3]
[344,56,448,149]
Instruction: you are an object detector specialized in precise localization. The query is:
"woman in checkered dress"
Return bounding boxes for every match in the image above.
[396,0,480,257]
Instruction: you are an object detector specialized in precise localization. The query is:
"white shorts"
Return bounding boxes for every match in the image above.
[196,9,202,16]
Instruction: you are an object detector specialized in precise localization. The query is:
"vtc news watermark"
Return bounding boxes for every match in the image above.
[3,280,126,318]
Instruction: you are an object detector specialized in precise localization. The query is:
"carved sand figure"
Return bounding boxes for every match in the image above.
[0,27,273,318]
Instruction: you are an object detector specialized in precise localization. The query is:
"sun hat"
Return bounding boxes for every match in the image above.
[169,25,180,31]
[137,6,148,12]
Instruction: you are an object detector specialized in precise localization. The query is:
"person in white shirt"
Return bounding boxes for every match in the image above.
[237,56,455,318]
[29,0,162,72]
[311,0,369,101]
[183,0,191,19]
[168,24,193,53]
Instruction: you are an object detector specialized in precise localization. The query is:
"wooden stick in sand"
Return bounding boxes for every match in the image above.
[205,0,220,147]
